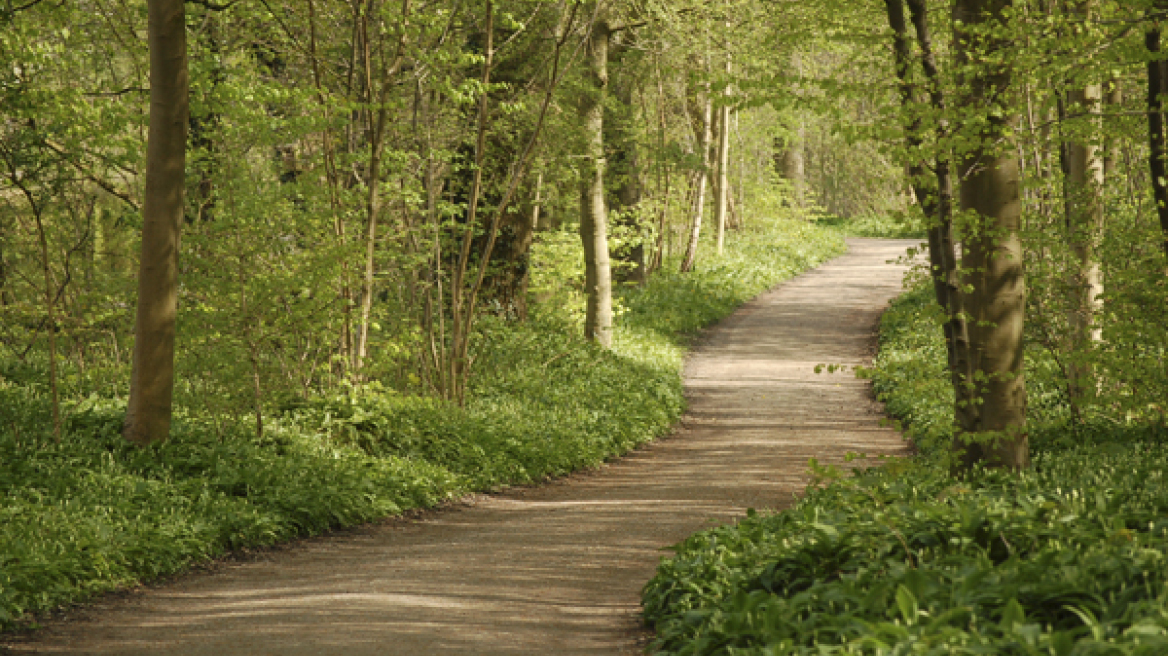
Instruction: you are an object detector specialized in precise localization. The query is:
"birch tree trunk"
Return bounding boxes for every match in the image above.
[1065,0,1104,400]
[714,39,731,256]
[125,0,188,445]
[680,78,713,273]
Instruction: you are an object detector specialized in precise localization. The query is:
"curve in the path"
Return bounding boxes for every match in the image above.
[9,238,916,655]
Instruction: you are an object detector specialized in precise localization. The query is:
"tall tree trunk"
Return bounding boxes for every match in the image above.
[714,39,731,256]
[354,0,410,370]
[580,10,613,346]
[355,109,386,369]
[33,206,61,440]
[125,0,189,446]
[680,78,713,273]
[953,0,1028,470]
[1065,0,1104,400]
[906,0,975,437]
[1146,23,1168,260]
[885,0,946,307]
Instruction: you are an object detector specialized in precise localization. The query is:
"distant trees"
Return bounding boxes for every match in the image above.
[12,0,885,440]
[21,0,1167,465]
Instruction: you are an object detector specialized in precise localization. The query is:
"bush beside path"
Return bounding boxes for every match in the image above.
[5,237,913,655]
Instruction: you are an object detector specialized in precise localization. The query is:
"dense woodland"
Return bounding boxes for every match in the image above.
[0,0,895,439]
[4,0,1168,650]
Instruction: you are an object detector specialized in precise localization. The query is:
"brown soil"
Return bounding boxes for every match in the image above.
[5,238,917,655]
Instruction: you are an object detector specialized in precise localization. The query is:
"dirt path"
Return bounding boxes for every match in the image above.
[8,239,916,655]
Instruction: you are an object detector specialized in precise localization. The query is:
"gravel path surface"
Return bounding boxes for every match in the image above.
[7,238,916,655]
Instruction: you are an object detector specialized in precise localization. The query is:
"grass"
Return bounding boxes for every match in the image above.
[0,215,845,631]
[641,283,1168,655]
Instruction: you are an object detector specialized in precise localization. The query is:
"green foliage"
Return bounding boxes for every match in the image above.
[0,217,843,631]
[642,281,1168,655]
[644,448,1168,655]
[0,393,455,628]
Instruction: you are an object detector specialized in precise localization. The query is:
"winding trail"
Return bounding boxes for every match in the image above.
[10,239,915,655]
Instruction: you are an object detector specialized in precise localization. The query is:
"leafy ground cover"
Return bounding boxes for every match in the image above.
[0,217,844,631]
[642,282,1168,655]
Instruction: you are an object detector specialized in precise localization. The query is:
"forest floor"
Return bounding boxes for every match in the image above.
[4,238,915,655]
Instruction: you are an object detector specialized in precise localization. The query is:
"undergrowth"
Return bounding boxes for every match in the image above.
[642,282,1168,655]
[0,216,844,631]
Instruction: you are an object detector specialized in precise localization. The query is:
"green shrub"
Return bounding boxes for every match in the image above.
[643,281,1168,655]
[0,217,844,630]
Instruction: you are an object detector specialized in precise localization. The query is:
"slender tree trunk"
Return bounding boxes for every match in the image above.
[580,10,613,346]
[450,1,494,388]
[905,0,975,435]
[953,0,1028,470]
[307,0,355,368]
[1065,0,1104,400]
[355,111,386,369]
[1103,79,1121,181]
[125,0,188,445]
[354,0,410,370]
[680,78,713,273]
[885,0,945,306]
[714,39,731,256]
[531,170,543,230]
[33,207,61,440]
[1146,24,1168,259]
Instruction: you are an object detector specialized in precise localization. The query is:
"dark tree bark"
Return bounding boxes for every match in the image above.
[124,0,189,445]
[905,0,976,435]
[1147,25,1168,259]
[953,0,1028,470]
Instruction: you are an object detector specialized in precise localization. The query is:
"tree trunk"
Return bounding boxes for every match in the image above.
[1065,0,1104,400]
[714,42,731,256]
[33,206,61,440]
[680,79,713,273]
[885,0,945,306]
[1146,24,1168,260]
[531,170,543,231]
[903,0,975,434]
[125,0,188,446]
[953,0,1028,470]
[580,10,613,347]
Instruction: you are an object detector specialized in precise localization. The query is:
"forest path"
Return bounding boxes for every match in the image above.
[11,238,915,655]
